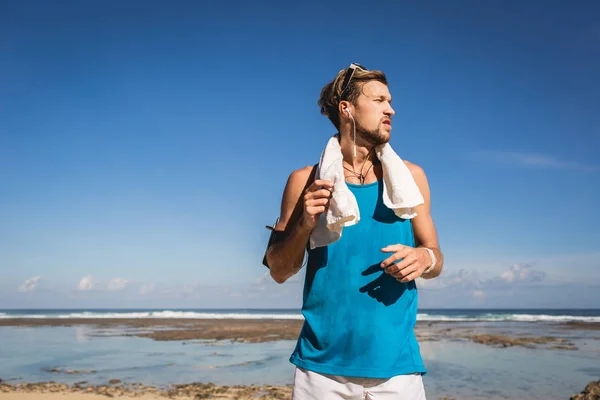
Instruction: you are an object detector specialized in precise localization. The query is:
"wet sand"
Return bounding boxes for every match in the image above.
[559,321,600,331]
[0,318,595,349]
[0,318,303,343]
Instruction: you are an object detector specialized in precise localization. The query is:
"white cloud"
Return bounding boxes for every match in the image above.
[139,283,155,295]
[418,268,480,290]
[500,270,516,282]
[419,263,545,292]
[78,275,97,291]
[18,276,41,293]
[254,271,271,285]
[107,278,128,291]
[487,263,545,289]
[254,269,303,286]
[472,290,486,301]
[500,263,544,283]
[130,273,303,307]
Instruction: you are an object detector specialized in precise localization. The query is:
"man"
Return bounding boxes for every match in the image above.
[264,63,443,399]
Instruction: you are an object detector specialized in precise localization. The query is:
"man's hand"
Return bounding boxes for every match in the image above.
[300,179,333,231]
[380,244,432,283]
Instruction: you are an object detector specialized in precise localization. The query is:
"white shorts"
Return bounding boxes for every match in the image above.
[292,366,426,400]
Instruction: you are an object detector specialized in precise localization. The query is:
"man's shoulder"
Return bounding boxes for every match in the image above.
[403,160,430,197]
[291,164,316,179]
[275,165,317,230]
[403,160,426,179]
[286,165,317,189]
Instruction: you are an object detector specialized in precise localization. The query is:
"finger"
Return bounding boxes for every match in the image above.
[304,189,332,205]
[307,180,334,192]
[391,254,416,273]
[306,205,327,216]
[390,262,418,279]
[381,244,403,253]
[380,248,411,269]
[307,189,333,199]
[397,270,421,283]
[380,253,402,269]
[388,260,417,277]
[305,198,330,208]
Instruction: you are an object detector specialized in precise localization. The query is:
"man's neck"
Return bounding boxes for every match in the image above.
[339,133,375,167]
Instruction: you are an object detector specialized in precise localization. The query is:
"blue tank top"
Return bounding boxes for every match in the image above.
[289,179,426,378]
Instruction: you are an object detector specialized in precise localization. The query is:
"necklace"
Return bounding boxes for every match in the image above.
[344,163,374,184]
[343,148,376,184]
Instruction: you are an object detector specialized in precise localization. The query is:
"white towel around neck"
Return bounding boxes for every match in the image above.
[309,134,424,249]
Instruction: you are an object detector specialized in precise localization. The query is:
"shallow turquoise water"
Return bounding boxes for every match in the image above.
[0,322,598,399]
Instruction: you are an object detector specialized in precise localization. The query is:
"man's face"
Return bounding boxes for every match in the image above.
[351,81,395,146]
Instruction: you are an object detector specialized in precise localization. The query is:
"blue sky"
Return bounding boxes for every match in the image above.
[1,0,599,309]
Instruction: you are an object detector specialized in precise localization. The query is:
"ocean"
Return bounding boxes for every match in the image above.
[2,307,599,322]
[0,308,598,400]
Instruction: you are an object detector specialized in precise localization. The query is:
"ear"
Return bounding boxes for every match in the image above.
[338,101,351,118]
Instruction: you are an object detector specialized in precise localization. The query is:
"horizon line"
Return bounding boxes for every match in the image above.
[1,307,599,311]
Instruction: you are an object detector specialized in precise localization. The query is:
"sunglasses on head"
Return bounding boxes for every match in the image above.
[339,63,368,101]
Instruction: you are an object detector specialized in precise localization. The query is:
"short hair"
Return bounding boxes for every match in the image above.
[318,66,388,130]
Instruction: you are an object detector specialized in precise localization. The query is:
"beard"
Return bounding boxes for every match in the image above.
[355,119,390,146]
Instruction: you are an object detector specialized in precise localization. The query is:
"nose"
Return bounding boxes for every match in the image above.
[386,104,395,117]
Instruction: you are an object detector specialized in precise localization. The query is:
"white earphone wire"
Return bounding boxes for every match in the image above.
[347,109,356,158]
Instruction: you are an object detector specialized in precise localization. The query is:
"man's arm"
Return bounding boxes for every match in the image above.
[265,166,315,284]
[405,161,444,279]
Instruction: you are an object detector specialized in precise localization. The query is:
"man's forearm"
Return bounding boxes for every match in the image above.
[266,219,313,283]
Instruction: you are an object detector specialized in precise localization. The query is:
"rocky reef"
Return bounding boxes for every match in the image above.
[0,381,293,399]
[571,380,600,400]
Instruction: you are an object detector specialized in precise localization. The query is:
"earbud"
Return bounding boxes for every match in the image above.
[345,109,353,119]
